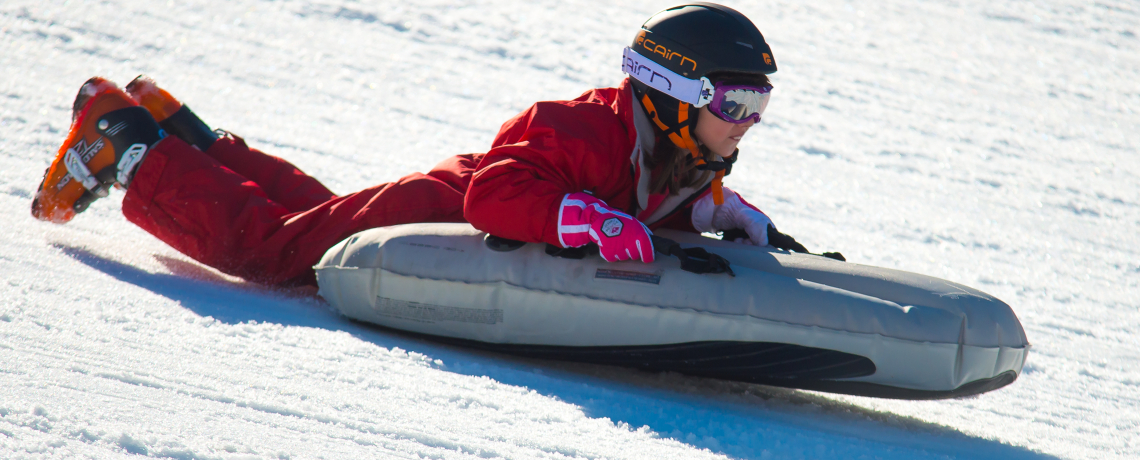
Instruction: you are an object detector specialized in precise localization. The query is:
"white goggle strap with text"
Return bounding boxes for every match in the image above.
[622,47,715,108]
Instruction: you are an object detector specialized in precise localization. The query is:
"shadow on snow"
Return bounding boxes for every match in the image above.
[60,244,1056,460]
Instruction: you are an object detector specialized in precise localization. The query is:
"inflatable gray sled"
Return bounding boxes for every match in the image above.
[314,223,1028,399]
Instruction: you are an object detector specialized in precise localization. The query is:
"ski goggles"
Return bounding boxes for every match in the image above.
[622,47,773,123]
[706,85,772,124]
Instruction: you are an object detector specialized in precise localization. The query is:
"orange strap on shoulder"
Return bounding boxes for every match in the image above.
[711,171,725,204]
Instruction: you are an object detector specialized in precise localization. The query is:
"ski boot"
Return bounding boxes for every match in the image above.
[32,77,167,223]
[125,75,218,151]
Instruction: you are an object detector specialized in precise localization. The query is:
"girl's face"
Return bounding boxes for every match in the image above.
[693,106,756,158]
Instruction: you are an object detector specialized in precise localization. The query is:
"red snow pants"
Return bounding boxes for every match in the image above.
[122,134,476,287]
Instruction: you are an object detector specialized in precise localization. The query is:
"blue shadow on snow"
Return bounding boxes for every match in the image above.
[62,245,1057,460]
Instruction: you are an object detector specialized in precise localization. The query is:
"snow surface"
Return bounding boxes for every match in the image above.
[1,0,1137,458]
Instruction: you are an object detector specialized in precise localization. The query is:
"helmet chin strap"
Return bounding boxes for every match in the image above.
[640,93,729,205]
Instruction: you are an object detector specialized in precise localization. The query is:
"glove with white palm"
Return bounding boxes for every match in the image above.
[692,187,845,261]
[691,187,774,246]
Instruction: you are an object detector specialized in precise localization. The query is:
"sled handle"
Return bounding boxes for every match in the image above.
[650,235,735,277]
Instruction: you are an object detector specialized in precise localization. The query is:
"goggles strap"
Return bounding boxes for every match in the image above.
[623,47,715,107]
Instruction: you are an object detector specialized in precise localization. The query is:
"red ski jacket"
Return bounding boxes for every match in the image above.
[465,77,723,247]
[120,78,758,287]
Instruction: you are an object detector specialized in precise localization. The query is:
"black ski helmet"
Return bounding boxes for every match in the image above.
[628,3,776,156]
[634,3,776,79]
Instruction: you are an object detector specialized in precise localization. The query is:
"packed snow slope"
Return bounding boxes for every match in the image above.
[1,0,1137,458]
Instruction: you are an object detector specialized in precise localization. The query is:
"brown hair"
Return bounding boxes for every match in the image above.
[643,72,771,195]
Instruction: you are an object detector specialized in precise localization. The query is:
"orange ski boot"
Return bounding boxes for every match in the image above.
[125,75,218,151]
[31,77,167,223]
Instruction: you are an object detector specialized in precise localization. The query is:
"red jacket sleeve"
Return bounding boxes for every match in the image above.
[464,101,634,246]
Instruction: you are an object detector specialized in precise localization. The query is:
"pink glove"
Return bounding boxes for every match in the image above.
[691,186,773,246]
[557,192,655,263]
